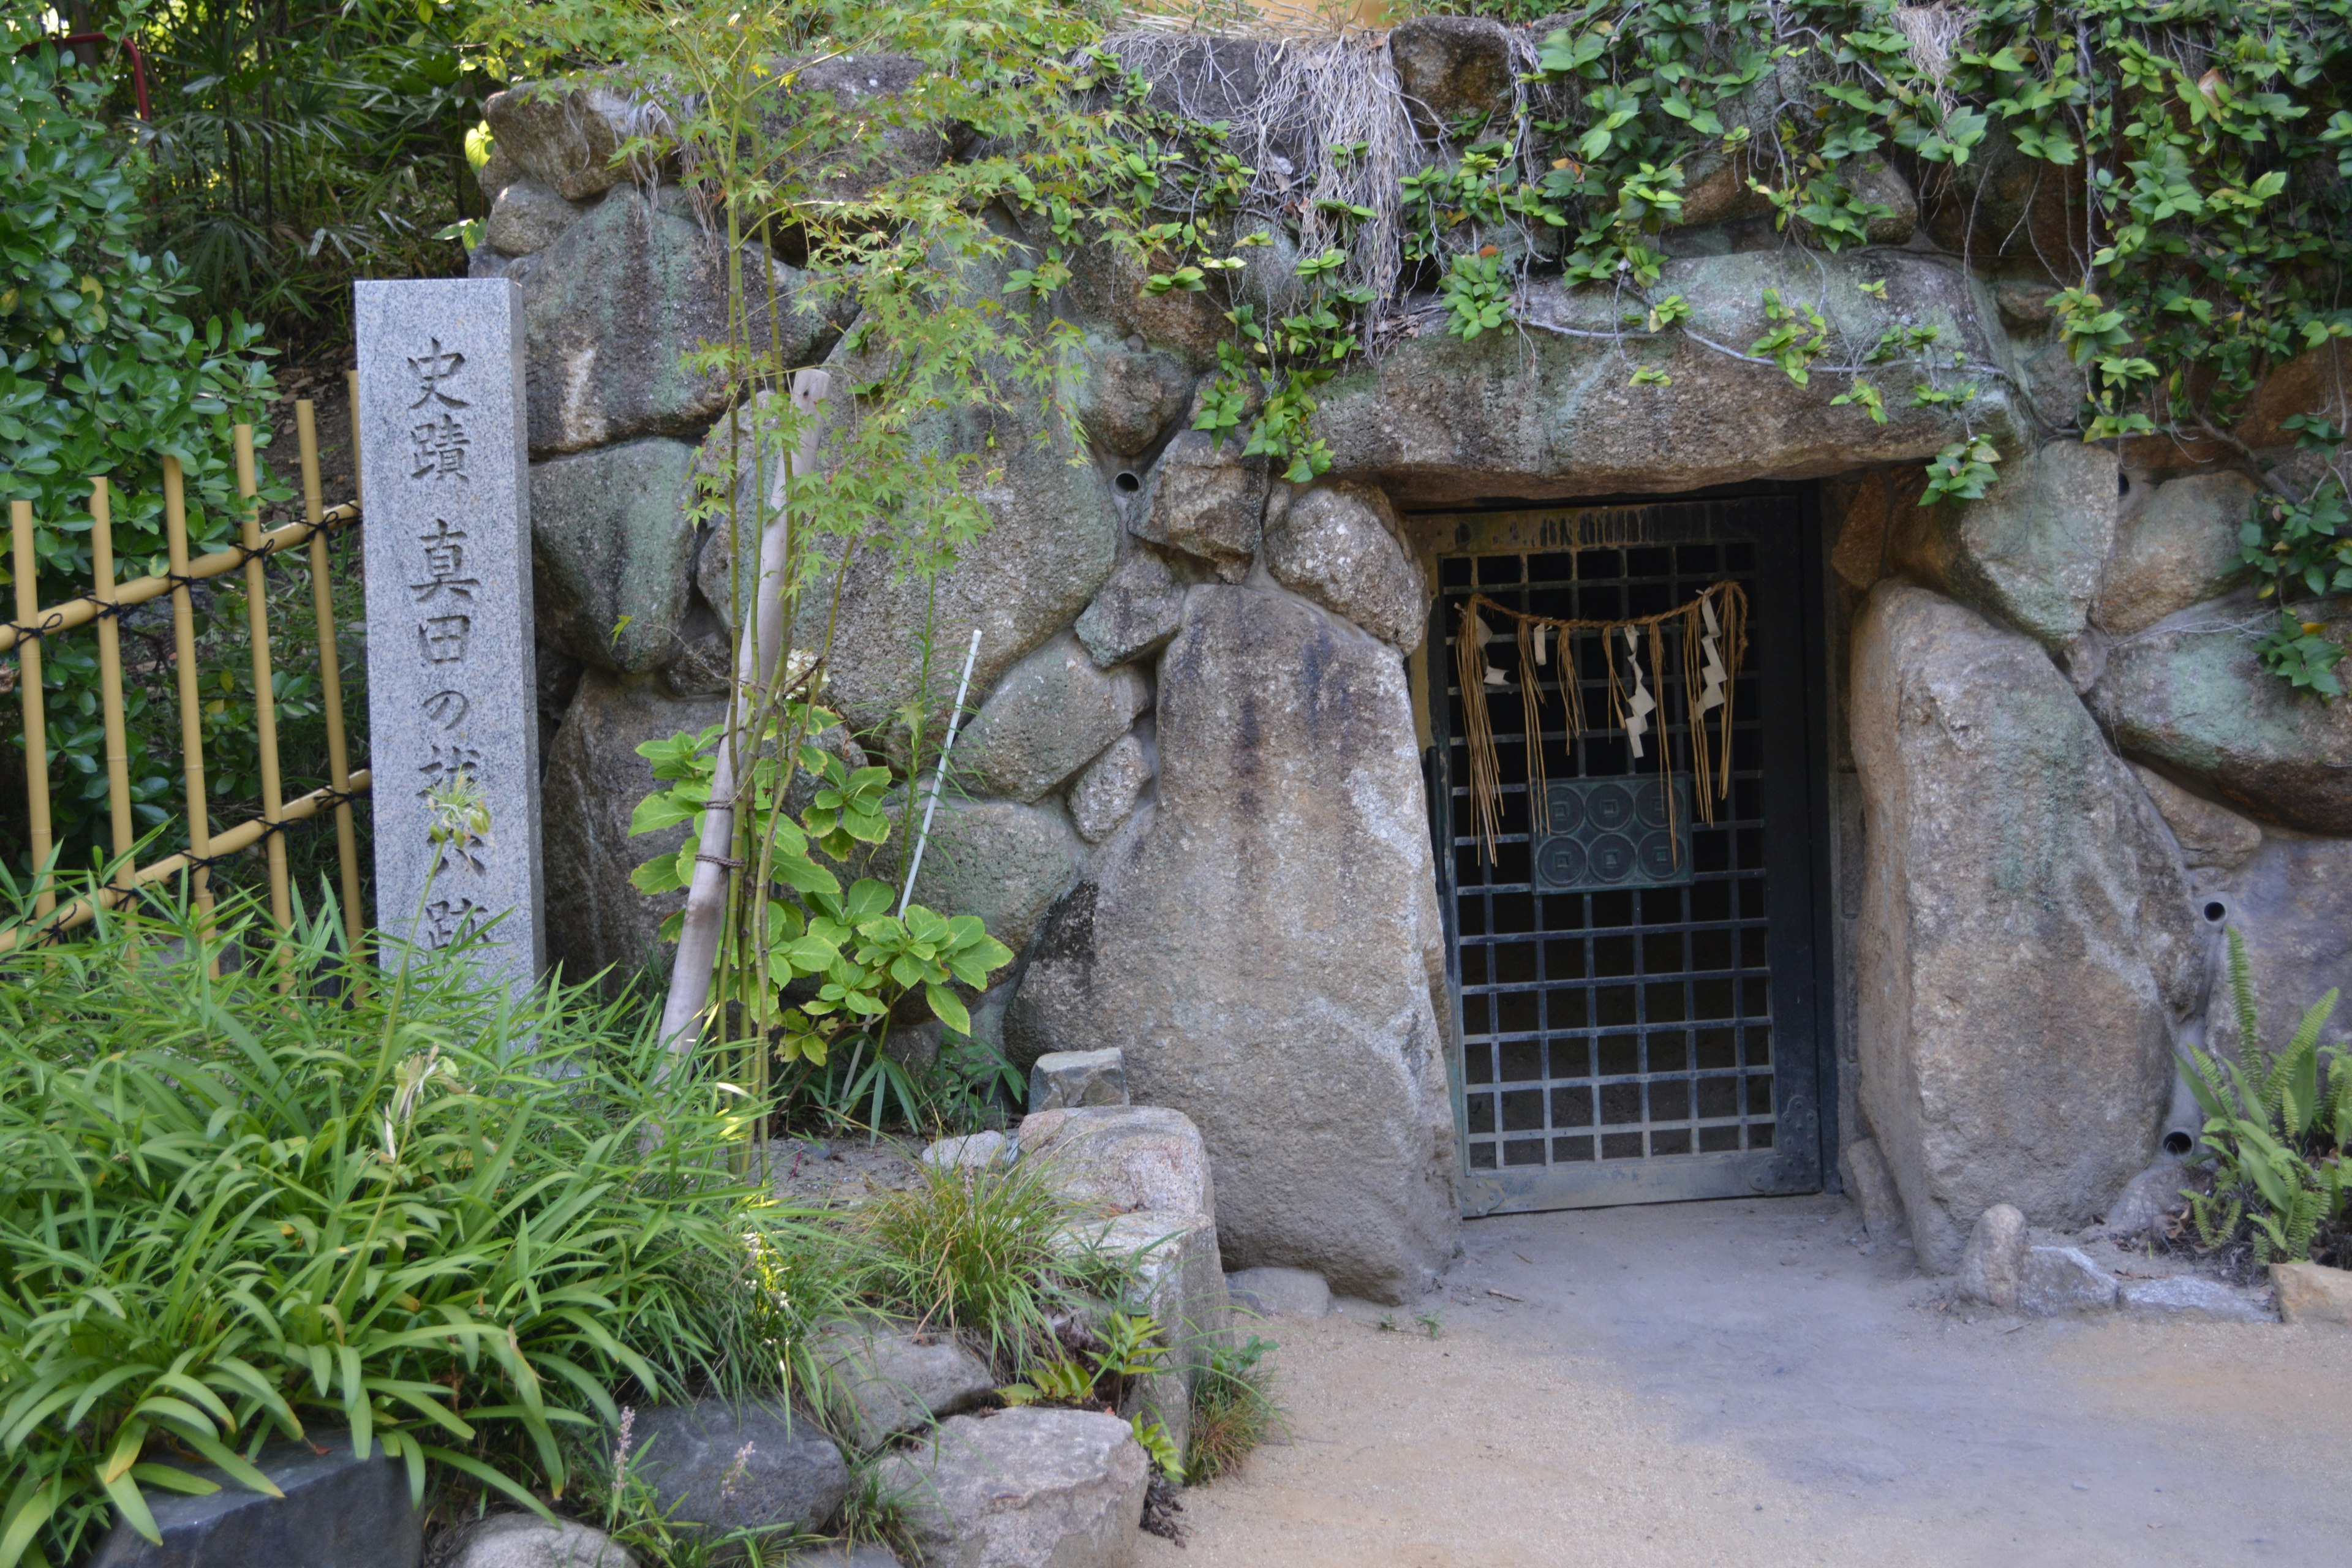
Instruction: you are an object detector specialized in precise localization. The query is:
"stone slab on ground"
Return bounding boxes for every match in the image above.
[2272,1261,2352,1327]
[921,1131,1012,1172]
[1029,1049,1129,1112]
[2019,1246,2122,1316]
[630,1401,848,1550]
[2119,1275,2275,1324]
[438,1515,638,1568]
[90,1432,420,1568]
[1058,1208,1227,1460]
[786,1548,904,1567]
[1226,1265,1331,1321]
[875,1407,1148,1568]
[1839,1137,1907,1247]
[812,1318,998,1451]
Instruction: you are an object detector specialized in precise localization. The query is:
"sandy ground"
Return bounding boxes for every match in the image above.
[1144,1195,2352,1567]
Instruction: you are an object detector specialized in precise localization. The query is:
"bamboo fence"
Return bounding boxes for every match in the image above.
[1,377,371,954]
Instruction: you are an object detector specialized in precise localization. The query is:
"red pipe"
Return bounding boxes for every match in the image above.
[17,31,152,119]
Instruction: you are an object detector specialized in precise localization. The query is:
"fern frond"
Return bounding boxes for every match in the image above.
[2227,927,2263,1083]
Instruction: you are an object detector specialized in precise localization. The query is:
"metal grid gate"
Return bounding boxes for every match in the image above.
[1426,498,1830,1215]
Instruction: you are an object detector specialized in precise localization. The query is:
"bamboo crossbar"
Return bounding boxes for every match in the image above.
[5,396,372,955]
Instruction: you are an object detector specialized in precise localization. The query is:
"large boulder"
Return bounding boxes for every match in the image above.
[1132,429,1267,581]
[486,178,592,257]
[440,1515,638,1568]
[787,372,1122,743]
[959,633,1152,805]
[895,797,1084,957]
[541,674,728,985]
[89,1432,420,1568]
[484,80,666,202]
[1889,439,2118,648]
[1851,583,2204,1273]
[1311,250,2016,505]
[2207,835,2352,1062]
[2089,594,2352,834]
[1066,731,1153,845]
[1389,15,1518,135]
[1069,333,1195,457]
[629,1401,849,1551]
[530,438,700,674]
[2130,764,2261,871]
[2093,470,2256,637]
[811,1317,997,1452]
[520,188,823,457]
[874,1408,1147,1568]
[1262,481,1429,650]
[1074,551,1189,669]
[1018,1105,1213,1218]
[1005,587,1459,1301]
[766,53,951,207]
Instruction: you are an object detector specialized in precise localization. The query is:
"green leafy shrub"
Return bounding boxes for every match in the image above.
[2181,929,2350,1268]
[0,880,837,1567]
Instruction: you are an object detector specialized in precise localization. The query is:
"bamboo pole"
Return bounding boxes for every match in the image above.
[298,401,363,954]
[235,425,292,931]
[9,500,53,918]
[0,769,371,954]
[0,504,358,655]
[162,457,215,947]
[88,478,138,903]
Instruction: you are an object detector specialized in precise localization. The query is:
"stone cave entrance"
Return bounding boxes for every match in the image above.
[1419,492,1836,1216]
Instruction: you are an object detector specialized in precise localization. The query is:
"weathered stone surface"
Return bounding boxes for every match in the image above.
[2235,341,2350,450]
[1006,588,1460,1301]
[1071,334,1195,456]
[1058,236,1231,370]
[541,674,728,985]
[1920,121,2090,273]
[1262,481,1429,650]
[1020,1105,1212,1218]
[769,53,950,206]
[1068,733,1152,845]
[1841,1136,1907,1246]
[897,798,1084,956]
[486,178,590,257]
[440,1515,639,1568]
[484,81,666,202]
[1057,1209,1225,1458]
[2120,1275,2275,1323]
[2090,595,2352,834]
[1075,552,1188,669]
[2101,1156,2192,1244]
[1133,430,1267,578]
[2206,835,2352,1063]
[1311,251,2018,505]
[812,1317,997,1451]
[1850,156,1919,246]
[2094,471,2256,637]
[1956,1203,2027,1310]
[1890,439,2117,648]
[1853,584,2204,1273]
[1389,16,1518,134]
[1029,1049,1129,1112]
[2128,764,2261,871]
[786,1548,902,1568]
[793,369,1121,741]
[2272,1261,2352,1327]
[89,1432,420,1568]
[961,634,1152,805]
[631,1401,848,1547]
[521,189,820,457]
[530,438,699,674]
[921,1131,1012,1171]
[876,1408,1147,1568]
[1227,1265,1331,1321]
[2020,1246,2122,1316]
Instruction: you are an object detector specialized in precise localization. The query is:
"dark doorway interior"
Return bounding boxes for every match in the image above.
[1422,494,1834,1216]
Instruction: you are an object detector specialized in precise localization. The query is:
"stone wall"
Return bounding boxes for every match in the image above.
[477,26,2351,1293]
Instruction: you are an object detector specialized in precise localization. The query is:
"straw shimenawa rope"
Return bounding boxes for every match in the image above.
[1452,582,1749,866]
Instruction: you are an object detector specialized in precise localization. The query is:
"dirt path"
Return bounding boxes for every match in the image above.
[1144,1195,2352,1567]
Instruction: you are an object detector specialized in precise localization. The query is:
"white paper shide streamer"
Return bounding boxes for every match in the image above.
[1697,595,1727,718]
[1621,626,1654,760]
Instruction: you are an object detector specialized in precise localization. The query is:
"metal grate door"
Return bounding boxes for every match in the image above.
[1425,499,1830,1215]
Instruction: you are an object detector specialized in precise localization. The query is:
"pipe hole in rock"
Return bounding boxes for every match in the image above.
[1114,470,1142,494]
[2163,1129,2195,1156]
[2203,900,2228,924]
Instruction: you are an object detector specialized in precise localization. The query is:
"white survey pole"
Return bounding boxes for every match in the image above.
[899,626,983,918]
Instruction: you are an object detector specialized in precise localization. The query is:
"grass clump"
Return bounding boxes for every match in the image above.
[0,882,842,1568]
[1185,1335,1280,1485]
